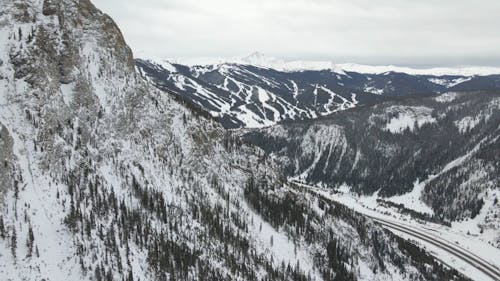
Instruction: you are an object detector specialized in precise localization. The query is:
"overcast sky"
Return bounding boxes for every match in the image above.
[93,0,500,67]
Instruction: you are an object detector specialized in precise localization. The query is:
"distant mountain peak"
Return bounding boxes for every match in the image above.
[153,53,500,76]
[244,51,267,60]
[241,52,286,70]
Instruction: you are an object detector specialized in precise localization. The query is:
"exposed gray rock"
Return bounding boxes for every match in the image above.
[42,0,59,16]
[0,1,476,280]
[0,124,14,199]
[10,52,30,79]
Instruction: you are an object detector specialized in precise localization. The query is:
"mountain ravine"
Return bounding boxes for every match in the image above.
[243,91,500,244]
[0,0,482,281]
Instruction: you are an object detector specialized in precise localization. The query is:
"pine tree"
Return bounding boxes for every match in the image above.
[127,269,134,281]
[26,224,35,257]
[0,216,5,239]
[11,226,17,260]
[14,180,19,199]
[95,266,102,281]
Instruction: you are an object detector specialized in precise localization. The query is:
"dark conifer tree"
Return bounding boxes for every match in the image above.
[11,226,17,260]
[0,216,5,239]
[26,224,34,257]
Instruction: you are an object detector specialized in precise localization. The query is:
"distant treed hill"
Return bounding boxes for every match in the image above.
[242,91,500,224]
[136,59,500,129]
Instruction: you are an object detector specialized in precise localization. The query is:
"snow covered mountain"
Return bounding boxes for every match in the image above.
[162,52,500,76]
[243,90,500,246]
[0,0,473,281]
[136,57,500,128]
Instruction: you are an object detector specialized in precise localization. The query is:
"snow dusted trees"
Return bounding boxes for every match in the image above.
[11,226,17,261]
[26,224,35,258]
[325,237,355,281]
[0,215,5,239]
[0,216,36,262]
[243,176,471,281]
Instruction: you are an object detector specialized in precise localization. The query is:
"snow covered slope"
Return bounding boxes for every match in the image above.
[137,57,500,129]
[0,0,474,281]
[244,91,500,247]
[136,60,366,128]
[164,53,500,76]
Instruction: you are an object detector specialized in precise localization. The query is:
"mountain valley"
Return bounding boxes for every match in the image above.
[0,1,498,281]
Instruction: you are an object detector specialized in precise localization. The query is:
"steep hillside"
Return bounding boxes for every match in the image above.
[244,91,500,243]
[137,58,500,129]
[0,0,475,280]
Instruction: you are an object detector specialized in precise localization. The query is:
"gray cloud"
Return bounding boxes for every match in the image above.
[93,0,500,66]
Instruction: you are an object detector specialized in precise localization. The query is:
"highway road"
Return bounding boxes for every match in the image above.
[292,181,500,281]
[368,216,500,281]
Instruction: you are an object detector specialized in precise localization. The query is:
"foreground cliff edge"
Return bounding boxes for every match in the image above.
[0,0,481,280]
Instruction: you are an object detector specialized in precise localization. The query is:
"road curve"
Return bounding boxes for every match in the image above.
[369,216,500,281]
[292,181,500,281]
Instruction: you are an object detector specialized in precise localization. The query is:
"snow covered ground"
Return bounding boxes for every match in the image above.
[381,106,436,134]
[243,200,322,280]
[164,53,500,76]
[293,181,500,281]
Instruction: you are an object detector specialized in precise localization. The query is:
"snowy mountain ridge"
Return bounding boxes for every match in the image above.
[0,0,474,281]
[243,90,500,247]
[160,52,500,76]
[137,57,500,128]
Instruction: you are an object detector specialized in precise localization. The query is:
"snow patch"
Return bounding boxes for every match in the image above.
[383,106,436,133]
[429,77,472,88]
[386,179,434,215]
[455,116,481,133]
[364,86,384,95]
[434,92,458,103]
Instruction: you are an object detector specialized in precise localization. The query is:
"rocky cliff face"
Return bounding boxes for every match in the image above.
[0,1,472,280]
